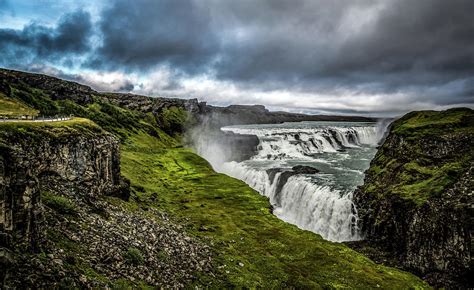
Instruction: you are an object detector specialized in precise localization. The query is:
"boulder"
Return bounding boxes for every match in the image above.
[292,165,320,174]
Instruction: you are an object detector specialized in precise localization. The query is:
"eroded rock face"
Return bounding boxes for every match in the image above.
[0,127,129,251]
[353,109,473,287]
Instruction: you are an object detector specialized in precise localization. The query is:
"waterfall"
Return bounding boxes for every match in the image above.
[275,176,360,242]
[198,121,382,243]
[222,125,378,160]
[219,161,360,242]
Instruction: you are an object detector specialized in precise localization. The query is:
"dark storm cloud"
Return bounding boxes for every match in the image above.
[89,0,218,73]
[0,10,92,66]
[323,0,474,78]
[0,0,9,11]
[210,0,474,86]
[91,0,474,99]
[1,0,473,113]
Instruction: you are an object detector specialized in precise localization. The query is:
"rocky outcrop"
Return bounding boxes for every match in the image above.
[103,93,207,115]
[266,165,320,208]
[353,108,473,288]
[5,199,213,288]
[0,122,129,252]
[292,165,320,174]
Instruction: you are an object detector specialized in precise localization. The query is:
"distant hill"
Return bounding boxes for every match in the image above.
[0,68,375,129]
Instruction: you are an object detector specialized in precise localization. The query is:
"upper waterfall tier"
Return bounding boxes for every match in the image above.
[222,123,379,160]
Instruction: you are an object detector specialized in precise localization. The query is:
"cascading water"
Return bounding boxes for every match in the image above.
[200,121,382,242]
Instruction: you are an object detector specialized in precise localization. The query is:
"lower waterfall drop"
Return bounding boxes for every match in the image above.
[205,121,382,242]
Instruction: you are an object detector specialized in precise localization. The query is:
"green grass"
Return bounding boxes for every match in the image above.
[393,108,474,137]
[361,108,473,205]
[0,93,38,117]
[0,118,105,144]
[41,192,77,215]
[396,160,465,201]
[120,132,429,289]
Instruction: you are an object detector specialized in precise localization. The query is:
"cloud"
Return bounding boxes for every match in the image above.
[0,0,473,115]
[0,10,92,67]
[88,0,473,114]
[0,0,10,13]
[89,0,218,73]
[208,0,474,87]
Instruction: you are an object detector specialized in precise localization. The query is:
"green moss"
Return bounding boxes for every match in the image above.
[112,278,134,290]
[393,108,473,137]
[78,263,110,284]
[363,108,473,206]
[124,247,144,265]
[46,228,79,252]
[41,192,77,215]
[397,161,465,202]
[156,106,190,136]
[120,132,429,288]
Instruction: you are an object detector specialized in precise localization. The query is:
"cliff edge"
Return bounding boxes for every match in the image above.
[353,108,473,287]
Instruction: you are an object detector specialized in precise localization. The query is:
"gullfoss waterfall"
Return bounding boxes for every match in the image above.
[200,122,383,242]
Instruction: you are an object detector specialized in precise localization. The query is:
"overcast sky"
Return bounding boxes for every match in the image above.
[1,0,473,116]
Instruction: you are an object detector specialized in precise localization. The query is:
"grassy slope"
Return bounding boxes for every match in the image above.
[0,92,38,117]
[121,133,428,288]
[0,75,429,288]
[0,118,103,143]
[363,108,473,205]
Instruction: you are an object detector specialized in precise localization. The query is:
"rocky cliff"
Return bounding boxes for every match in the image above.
[353,108,473,287]
[0,120,212,288]
[0,119,129,251]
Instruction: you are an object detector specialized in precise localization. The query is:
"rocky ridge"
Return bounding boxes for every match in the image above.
[0,68,375,127]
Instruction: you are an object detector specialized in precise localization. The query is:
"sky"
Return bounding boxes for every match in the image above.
[0,0,473,116]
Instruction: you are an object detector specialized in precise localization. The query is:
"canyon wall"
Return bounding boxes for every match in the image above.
[0,121,129,252]
[353,108,473,287]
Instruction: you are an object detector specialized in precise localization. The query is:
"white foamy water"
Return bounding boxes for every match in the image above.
[200,121,383,242]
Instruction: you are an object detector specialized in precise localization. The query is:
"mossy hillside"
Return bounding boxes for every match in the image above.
[41,191,77,215]
[0,92,38,117]
[392,107,474,137]
[0,118,104,145]
[120,132,429,288]
[4,79,183,142]
[362,108,473,205]
[157,106,190,136]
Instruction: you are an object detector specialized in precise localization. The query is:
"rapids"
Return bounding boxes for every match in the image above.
[200,121,385,242]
